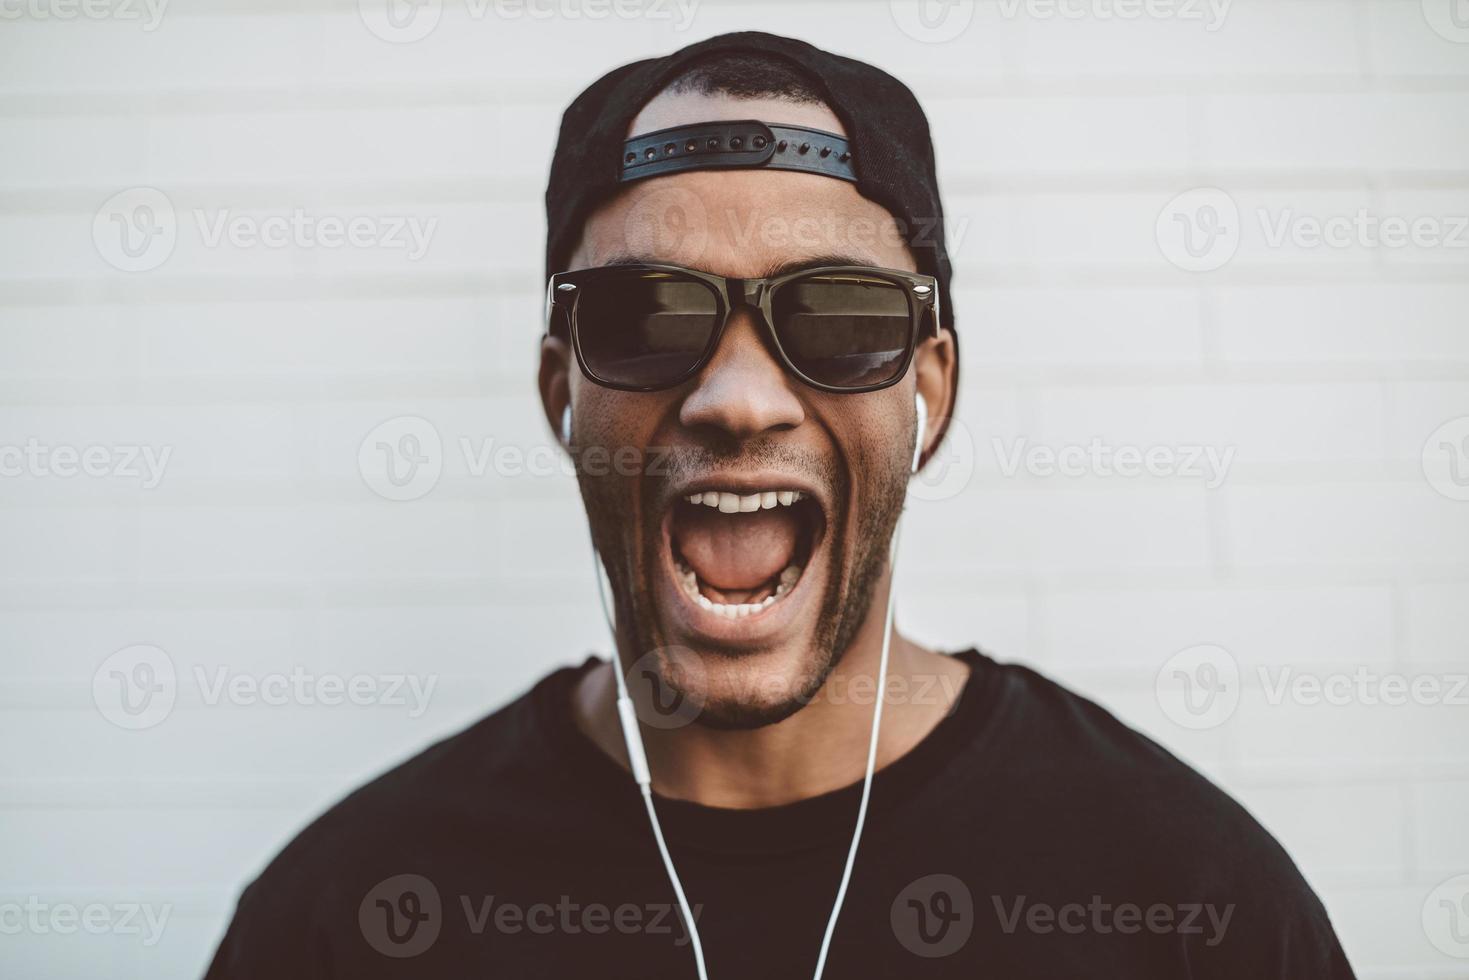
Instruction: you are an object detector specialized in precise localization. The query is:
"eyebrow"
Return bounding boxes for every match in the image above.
[761,253,885,277]
[597,252,886,278]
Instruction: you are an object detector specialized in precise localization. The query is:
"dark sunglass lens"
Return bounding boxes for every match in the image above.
[771,272,915,388]
[573,271,720,388]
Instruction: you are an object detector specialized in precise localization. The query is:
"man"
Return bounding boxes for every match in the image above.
[205,32,1355,979]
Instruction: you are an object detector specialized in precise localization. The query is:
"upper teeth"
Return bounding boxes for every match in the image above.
[683,490,806,513]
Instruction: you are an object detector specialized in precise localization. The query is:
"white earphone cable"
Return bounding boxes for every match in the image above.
[810,516,900,980]
[592,546,712,979]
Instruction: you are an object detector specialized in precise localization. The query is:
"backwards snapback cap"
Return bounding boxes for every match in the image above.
[543,31,957,334]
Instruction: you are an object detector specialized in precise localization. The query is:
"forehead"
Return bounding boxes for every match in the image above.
[566,91,916,278]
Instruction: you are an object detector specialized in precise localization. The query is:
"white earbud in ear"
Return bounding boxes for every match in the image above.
[560,406,572,445]
[912,394,928,475]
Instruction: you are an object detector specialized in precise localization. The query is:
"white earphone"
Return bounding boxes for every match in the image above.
[585,390,930,980]
[560,406,572,444]
[912,392,928,475]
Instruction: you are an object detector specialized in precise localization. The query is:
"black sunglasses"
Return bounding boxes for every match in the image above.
[545,263,940,393]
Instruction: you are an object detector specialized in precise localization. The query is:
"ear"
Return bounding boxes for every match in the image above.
[539,335,574,444]
[911,328,956,470]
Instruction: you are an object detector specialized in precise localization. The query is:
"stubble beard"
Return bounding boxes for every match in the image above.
[577,443,909,731]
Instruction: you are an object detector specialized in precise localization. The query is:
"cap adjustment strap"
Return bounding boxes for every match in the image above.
[619,119,856,184]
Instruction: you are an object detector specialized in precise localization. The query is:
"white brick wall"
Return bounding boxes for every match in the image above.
[1,1,1466,976]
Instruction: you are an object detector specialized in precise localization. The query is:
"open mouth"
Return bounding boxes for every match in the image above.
[664,488,825,621]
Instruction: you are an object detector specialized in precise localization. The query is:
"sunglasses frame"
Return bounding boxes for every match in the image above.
[545,263,940,394]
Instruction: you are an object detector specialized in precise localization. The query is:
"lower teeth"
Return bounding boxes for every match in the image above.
[677,561,802,618]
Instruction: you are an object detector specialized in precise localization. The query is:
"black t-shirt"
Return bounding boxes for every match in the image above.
[204,650,1355,979]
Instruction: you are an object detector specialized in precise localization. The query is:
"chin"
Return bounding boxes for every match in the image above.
[676,641,841,731]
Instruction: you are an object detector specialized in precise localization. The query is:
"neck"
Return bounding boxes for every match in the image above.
[571,574,971,809]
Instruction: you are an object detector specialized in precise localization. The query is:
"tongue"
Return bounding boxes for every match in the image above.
[673,504,798,591]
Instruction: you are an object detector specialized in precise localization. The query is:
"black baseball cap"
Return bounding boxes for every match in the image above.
[543,31,957,336]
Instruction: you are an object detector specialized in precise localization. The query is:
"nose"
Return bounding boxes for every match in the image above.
[679,311,805,441]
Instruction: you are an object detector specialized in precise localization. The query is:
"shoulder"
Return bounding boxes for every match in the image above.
[968,653,1351,972]
[204,660,589,976]
[978,654,1293,867]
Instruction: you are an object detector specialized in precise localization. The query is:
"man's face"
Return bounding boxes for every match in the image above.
[542,92,954,728]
